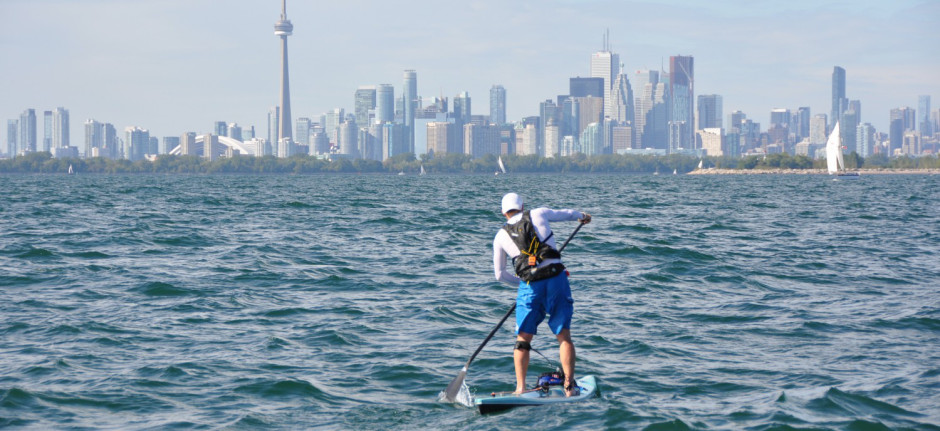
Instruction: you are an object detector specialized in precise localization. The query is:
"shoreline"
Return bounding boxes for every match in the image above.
[687,168,938,175]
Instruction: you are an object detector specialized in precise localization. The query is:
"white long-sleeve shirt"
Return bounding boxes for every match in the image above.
[493,207,584,286]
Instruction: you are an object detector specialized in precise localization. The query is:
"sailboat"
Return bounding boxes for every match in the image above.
[495,156,507,176]
[420,164,426,176]
[673,168,677,175]
[697,159,703,170]
[826,122,859,180]
[68,164,74,175]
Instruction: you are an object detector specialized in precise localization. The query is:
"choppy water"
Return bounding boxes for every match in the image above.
[0,173,938,430]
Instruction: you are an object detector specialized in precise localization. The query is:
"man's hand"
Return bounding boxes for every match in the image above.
[579,213,592,224]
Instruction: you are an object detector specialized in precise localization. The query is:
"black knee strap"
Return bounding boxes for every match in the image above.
[514,341,531,351]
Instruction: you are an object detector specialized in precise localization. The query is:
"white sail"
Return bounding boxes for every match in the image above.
[498,156,507,174]
[420,164,426,175]
[697,159,703,170]
[825,122,841,174]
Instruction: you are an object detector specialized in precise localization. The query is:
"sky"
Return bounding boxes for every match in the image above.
[2,0,938,150]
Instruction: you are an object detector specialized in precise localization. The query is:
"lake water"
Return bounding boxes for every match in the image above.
[1,173,938,430]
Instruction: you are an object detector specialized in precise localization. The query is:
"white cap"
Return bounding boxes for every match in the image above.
[501,192,523,214]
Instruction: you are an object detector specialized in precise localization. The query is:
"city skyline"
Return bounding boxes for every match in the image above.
[1,0,937,148]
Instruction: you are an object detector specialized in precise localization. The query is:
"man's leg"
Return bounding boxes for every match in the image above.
[514,332,534,393]
[555,329,577,396]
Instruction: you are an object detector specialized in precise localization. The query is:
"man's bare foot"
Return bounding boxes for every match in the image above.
[564,381,579,397]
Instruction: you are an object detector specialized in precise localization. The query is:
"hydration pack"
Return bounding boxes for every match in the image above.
[503,211,563,282]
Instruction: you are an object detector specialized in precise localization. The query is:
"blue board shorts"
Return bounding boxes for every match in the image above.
[515,271,573,335]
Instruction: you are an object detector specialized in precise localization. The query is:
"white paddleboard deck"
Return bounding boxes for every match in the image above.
[473,375,597,414]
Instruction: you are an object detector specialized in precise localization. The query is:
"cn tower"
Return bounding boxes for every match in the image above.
[274,0,293,143]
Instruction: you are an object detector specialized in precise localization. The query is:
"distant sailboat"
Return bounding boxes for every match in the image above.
[826,122,860,180]
[673,168,677,175]
[697,159,703,170]
[68,164,74,175]
[495,156,507,176]
[420,164,426,176]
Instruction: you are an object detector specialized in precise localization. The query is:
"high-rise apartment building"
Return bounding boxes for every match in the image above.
[403,70,417,152]
[163,136,180,155]
[918,95,932,136]
[490,85,506,125]
[7,119,18,156]
[51,107,69,150]
[85,119,103,157]
[355,86,376,127]
[795,107,811,139]
[267,106,279,151]
[728,110,746,132]
[227,123,243,142]
[214,121,227,137]
[338,120,359,158]
[43,111,53,152]
[124,126,150,161]
[19,109,37,153]
[697,95,722,130]
[809,114,828,146]
[375,84,394,124]
[831,66,847,130]
[669,55,694,151]
[296,117,312,146]
[856,123,874,158]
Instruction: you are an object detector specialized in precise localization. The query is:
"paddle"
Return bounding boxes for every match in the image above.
[443,221,585,402]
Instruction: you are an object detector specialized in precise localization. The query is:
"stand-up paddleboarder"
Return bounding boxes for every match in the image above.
[492,192,591,396]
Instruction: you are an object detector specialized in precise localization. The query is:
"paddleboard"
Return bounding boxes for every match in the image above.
[473,375,597,414]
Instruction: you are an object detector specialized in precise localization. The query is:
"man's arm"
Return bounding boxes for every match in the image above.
[493,234,521,286]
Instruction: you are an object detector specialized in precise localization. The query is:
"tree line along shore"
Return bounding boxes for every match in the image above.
[1,151,937,175]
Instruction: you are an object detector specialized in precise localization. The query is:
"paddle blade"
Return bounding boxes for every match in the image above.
[443,368,467,402]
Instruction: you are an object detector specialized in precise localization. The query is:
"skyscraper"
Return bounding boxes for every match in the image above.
[403,70,417,152]
[569,77,604,98]
[831,66,847,130]
[590,33,619,118]
[124,126,150,161]
[375,84,394,124]
[856,123,874,158]
[697,95,722,130]
[43,111,53,152]
[7,119,18,157]
[795,107,811,139]
[85,119,103,157]
[669,55,694,151]
[267,106,279,153]
[490,85,506,125]
[52,107,69,150]
[274,0,293,144]
[918,95,932,136]
[810,114,828,145]
[610,68,634,125]
[296,117,312,146]
[355,86,377,127]
[19,109,37,153]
